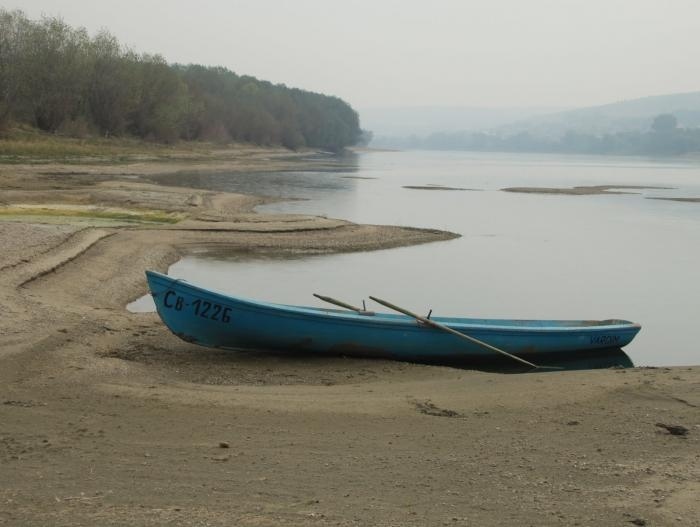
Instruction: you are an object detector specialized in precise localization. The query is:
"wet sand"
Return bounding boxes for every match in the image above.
[1,148,699,526]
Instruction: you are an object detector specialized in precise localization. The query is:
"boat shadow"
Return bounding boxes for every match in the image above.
[121,337,632,378]
[208,346,633,374]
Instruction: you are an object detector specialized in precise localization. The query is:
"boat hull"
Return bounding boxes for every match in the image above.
[145,271,641,360]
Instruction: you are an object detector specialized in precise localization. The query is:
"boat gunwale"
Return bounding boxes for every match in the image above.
[145,271,641,334]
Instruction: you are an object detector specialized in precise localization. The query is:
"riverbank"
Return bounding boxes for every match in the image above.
[1,145,698,526]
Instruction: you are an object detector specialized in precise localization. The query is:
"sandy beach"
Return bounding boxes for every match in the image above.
[1,147,698,526]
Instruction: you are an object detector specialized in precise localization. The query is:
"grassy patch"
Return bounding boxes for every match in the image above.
[0,205,183,225]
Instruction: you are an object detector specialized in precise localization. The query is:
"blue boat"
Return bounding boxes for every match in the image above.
[145,270,641,362]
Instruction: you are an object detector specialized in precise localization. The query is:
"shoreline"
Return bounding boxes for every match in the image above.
[0,145,459,353]
[1,146,698,526]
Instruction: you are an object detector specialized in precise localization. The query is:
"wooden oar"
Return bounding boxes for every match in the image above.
[368,295,541,370]
[313,293,374,315]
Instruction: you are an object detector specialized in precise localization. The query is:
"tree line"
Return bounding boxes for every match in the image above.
[0,9,361,151]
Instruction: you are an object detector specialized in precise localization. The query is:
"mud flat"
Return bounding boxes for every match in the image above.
[1,148,699,526]
[403,184,477,191]
[647,197,700,203]
[502,184,673,195]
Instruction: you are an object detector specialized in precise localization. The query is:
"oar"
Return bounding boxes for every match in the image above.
[313,293,374,315]
[369,295,542,370]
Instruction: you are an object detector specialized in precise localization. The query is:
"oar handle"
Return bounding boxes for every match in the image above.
[369,295,541,370]
[368,296,423,320]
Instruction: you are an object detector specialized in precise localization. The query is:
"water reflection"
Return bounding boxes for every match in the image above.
[144,152,360,199]
[414,347,633,373]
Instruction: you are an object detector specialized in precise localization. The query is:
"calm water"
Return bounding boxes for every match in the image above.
[134,151,700,366]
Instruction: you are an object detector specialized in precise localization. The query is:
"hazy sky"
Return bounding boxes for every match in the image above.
[6,0,700,110]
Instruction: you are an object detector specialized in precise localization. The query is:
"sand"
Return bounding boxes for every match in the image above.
[1,149,698,526]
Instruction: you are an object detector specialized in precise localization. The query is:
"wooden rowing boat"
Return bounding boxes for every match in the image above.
[145,270,641,362]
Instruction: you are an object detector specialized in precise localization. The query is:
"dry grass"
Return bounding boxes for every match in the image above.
[0,126,215,164]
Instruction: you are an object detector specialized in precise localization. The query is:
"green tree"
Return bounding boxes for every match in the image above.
[129,55,189,142]
[23,15,92,131]
[87,32,140,136]
[0,10,362,148]
[651,113,678,133]
[0,10,31,128]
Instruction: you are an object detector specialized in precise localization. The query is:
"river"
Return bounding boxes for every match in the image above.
[132,151,700,367]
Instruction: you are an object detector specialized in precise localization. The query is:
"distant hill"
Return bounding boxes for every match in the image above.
[369,92,700,156]
[498,91,700,139]
[360,106,563,137]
